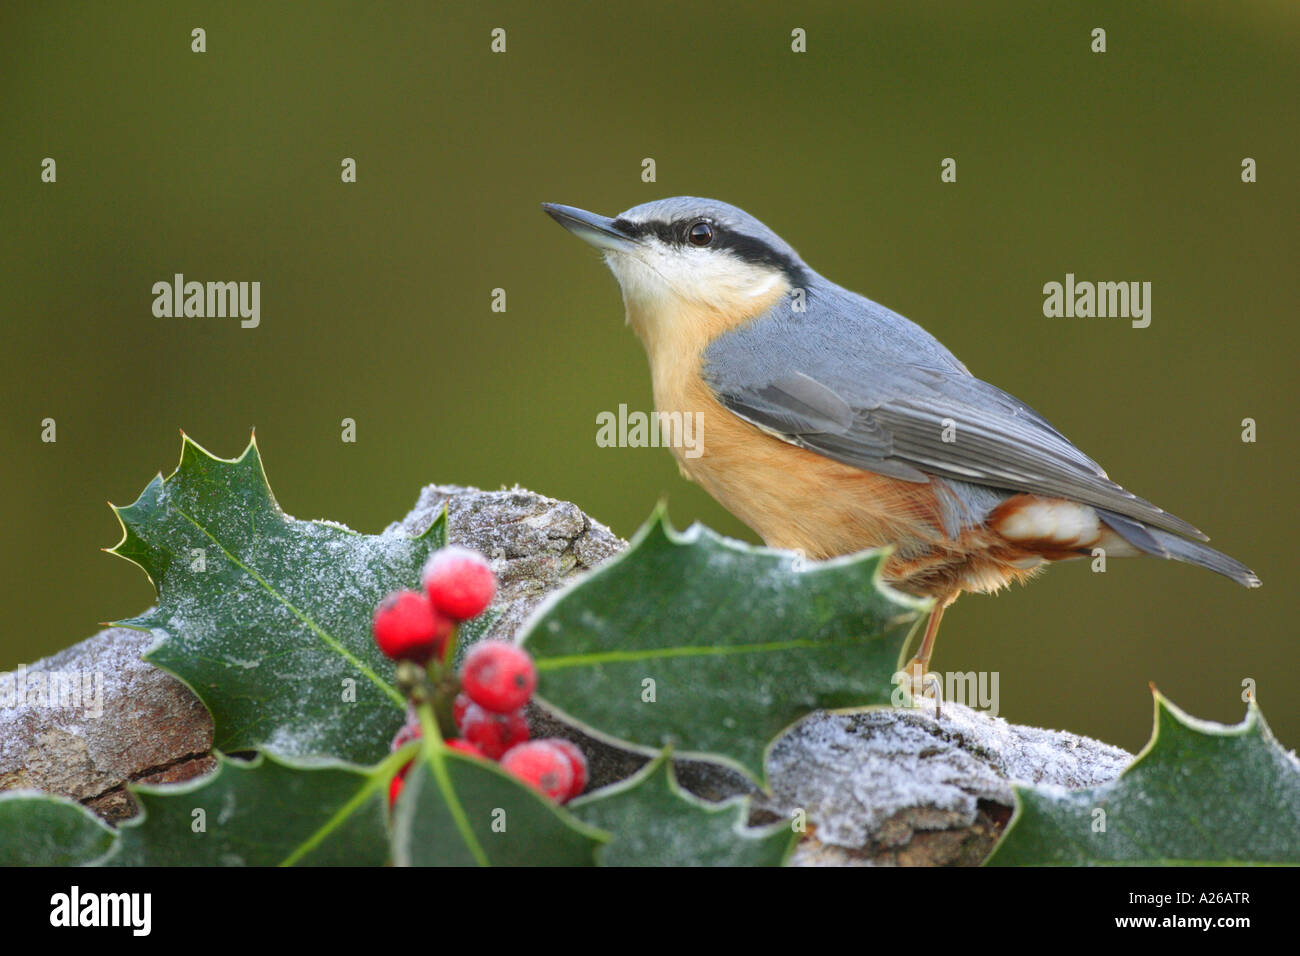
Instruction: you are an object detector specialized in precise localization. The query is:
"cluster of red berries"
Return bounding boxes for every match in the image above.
[373,546,588,806]
[387,640,588,804]
[372,546,497,663]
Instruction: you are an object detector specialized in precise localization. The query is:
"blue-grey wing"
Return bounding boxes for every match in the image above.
[700,288,1207,541]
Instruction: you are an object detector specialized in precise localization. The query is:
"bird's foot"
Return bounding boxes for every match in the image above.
[901,658,943,719]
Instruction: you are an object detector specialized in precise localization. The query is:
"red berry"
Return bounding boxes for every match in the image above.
[423,547,497,621]
[446,739,486,759]
[388,759,413,808]
[458,701,530,759]
[501,741,575,802]
[460,640,536,713]
[452,693,471,728]
[546,739,589,800]
[372,591,452,663]
[390,719,422,752]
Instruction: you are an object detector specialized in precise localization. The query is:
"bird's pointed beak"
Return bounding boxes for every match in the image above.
[542,203,639,254]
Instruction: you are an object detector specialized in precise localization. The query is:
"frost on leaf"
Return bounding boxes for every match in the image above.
[987,690,1300,866]
[107,434,446,765]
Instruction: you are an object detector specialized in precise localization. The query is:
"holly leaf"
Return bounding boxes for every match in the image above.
[108,434,445,765]
[519,509,927,781]
[570,751,794,866]
[102,750,394,866]
[986,691,1300,866]
[390,708,606,866]
[0,792,116,866]
[8,741,602,867]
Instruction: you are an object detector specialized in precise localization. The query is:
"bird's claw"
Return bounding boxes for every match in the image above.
[902,659,943,719]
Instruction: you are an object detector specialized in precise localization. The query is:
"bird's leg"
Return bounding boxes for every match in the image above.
[903,604,945,711]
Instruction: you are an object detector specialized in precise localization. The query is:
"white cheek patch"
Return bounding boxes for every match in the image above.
[995,499,1100,547]
[692,251,785,303]
[743,269,784,299]
[608,242,786,314]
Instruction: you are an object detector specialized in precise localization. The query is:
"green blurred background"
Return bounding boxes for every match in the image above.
[2,1,1296,752]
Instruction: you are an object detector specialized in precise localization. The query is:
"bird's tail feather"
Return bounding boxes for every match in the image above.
[1097,509,1261,588]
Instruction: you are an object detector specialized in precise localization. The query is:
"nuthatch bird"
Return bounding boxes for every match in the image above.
[542,197,1260,684]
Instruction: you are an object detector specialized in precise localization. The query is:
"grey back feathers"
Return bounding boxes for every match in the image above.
[701,269,1211,542]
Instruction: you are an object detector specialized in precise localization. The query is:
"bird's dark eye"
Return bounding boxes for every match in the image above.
[687,220,714,246]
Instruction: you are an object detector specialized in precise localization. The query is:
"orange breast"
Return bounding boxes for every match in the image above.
[629,294,1081,603]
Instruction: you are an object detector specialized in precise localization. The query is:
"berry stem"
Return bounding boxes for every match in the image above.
[430,678,460,740]
[416,699,445,747]
[425,623,462,738]
[443,623,460,671]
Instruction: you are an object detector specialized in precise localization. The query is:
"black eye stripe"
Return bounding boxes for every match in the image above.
[610,217,809,285]
[611,218,678,244]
